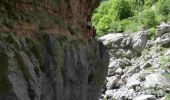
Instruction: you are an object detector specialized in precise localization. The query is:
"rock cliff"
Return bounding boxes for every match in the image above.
[0,0,109,100]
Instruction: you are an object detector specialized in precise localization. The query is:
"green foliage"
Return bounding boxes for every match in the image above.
[157,0,170,16]
[92,0,133,36]
[129,0,145,11]
[145,0,158,7]
[139,10,158,29]
[112,0,133,20]
[117,19,131,32]
[148,27,156,39]
[92,0,170,36]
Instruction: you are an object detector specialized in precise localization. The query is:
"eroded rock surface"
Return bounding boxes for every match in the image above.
[0,0,109,100]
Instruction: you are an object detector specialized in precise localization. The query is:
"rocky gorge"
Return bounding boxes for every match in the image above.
[99,22,170,100]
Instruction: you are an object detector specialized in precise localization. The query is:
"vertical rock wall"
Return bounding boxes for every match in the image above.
[0,0,109,100]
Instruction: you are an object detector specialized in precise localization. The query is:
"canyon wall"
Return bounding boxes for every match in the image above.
[0,0,109,100]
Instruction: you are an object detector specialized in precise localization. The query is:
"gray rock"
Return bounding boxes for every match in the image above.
[133,95,156,100]
[106,76,120,90]
[108,59,125,70]
[105,90,115,97]
[112,87,135,100]
[153,63,160,69]
[164,49,170,56]
[158,33,170,46]
[98,33,124,46]
[144,73,170,89]
[140,62,152,69]
[126,73,141,89]
[0,33,109,100]
[165,63,170,68]
[116,68,123,75]
[120,37,131,48]
[108,69,116,76]
[131,31,148,53]
[157,22,170,37]
[126,49,139,58]
[122,66,140,79]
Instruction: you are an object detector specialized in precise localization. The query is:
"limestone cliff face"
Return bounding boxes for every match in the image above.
[0,0,109,100]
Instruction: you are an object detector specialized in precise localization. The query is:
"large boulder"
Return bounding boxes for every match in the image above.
[157,22,170,37]
[131,31,148,53]
[126,73,141,88]
[143,73,170,89]
[133,95,156,100]
[155,33,170,47]
[106,76,120,90]
[98,33,125,46]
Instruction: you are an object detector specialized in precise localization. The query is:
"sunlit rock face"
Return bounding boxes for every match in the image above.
[0,0,109,100]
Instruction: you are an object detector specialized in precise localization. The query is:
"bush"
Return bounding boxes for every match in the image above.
[139,10,158,29]
[117,19,131,32]
[92,0,133,36]
[94,15,114,36]
[111,0,133,20]
[157,0,170,15]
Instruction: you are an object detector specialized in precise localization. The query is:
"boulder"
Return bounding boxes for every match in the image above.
[120,37,132,48]
[158,33,170,47]
[125,49,139,58]
[164,49,170,56]
[133,95,156,100]
[105,90,115,97]
[131,31,148,53]
[116,68,123,75]
[106,76,120,90]
[126,73,141,89]
[143,73,170,89]
[157,22,170,37]
[108,69,116,76]
[108,59,126,70]
[98,33,124,46]
[112,87,135,100]
[140,62,152,69]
